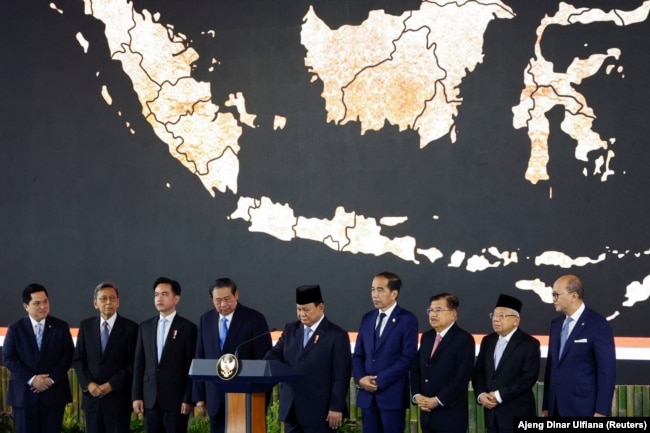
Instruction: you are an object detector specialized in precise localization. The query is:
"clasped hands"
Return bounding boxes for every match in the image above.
[30,374,53,393]
[87,381,113,398]
[478,392,498,409]
[413,394,440,412]
[358,376,378,392]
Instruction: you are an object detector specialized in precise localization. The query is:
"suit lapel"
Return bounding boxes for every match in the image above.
[23,317,40,353]
[495,329,521,373]
[301,318,327,357]
[162,315,181,360]
[375,306,399,351]
[103,315,123,358]
[560,309,587,361]
[431,323,455,359]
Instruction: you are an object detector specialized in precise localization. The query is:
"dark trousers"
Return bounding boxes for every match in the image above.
[208,407,225,433]
[144,404,189,433]
[487,424,514,433]
[361,401,405,433]
[12,402,65,433]
[284,405,336,433]
[84,406,132,433]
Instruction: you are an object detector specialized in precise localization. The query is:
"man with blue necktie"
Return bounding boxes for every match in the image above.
[542,274,616,417]
[265,284,351,432]
[3,283,74,433]
[193,277,271,433]
[352,271,418,433]
[73,282,138,433]
[132,277,197,433]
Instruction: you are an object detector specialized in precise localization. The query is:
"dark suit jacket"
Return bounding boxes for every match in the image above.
[472,328,540,428]
[352,305,419,411]
[192,304,271,416]
[73,314,139,415]
[132,313,197,411]
[2,315,74,408]
[543,307,616,416]
[410,323,475,433]
[264,317,351,428]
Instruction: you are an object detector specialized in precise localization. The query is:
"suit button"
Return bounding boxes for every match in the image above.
[425,379,429,383]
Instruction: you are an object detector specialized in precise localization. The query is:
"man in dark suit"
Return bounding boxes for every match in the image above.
[472,294,540,433]
[2,283,75,433]
[542,274,616,417]
[410,293,475,433]
[73,282,139,433]
[352,271,419,433]
[265,285,351,433]
[193,277,272,433]
[132,277,198,433]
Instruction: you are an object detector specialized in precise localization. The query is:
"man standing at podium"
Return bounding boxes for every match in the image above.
[193,277,272,433]
[265,285,351,433]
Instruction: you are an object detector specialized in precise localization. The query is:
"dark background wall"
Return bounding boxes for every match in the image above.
[1,0,649,381]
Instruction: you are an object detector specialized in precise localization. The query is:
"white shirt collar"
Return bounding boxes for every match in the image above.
[305,314,325,333]
[101,313,117,329]
[160,311,177,323]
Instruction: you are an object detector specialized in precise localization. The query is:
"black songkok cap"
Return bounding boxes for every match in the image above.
[495,293,522,313]
[296,285,323,305]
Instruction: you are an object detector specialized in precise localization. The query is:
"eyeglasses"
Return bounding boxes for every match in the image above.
[489,313,518,320]
[426,308,451,315]
[551,292,569,299]
[96,296,118,303]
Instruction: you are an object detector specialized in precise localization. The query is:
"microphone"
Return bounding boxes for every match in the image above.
[234,328,277,358]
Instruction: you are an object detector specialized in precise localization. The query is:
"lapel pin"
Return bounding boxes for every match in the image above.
[173,330,178,339]
[392,318,396,323]
[314,335,319,344]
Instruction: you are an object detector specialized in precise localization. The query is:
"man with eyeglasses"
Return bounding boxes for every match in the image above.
[193,277,271,433]
[73,282,139,433]
[542,274,616,417]
[471,294,540,433]
[410,293,474,433]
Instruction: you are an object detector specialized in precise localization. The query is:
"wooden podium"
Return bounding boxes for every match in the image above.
[189,359,302,433]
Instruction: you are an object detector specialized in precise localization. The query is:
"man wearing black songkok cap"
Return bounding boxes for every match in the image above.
[472,294,540,433]
[264,285,351,432]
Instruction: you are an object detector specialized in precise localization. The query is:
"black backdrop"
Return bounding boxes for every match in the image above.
[1,0,649,381]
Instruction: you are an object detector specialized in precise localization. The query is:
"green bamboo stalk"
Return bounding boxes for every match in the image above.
[618,385,627,417]
[467,385,477,433]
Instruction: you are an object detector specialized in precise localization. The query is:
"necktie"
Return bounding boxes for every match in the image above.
[36,323,43,350]
[430,333,442,357]
[494,337,507,367]
[303,327,312,348]
[157,318,167,362]
[375,312,386,342]
[220,317,228,350]
[559,316,573,356]
[101,321,109,353]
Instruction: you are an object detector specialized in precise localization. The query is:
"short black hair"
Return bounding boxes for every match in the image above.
[210,277,237,297]
[375,271,402,293]
[153,276,181,296]
[22,283,48,304]
[429,293,460,311]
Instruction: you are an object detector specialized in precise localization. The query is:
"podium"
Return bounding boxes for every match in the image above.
[189,359,302,433]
